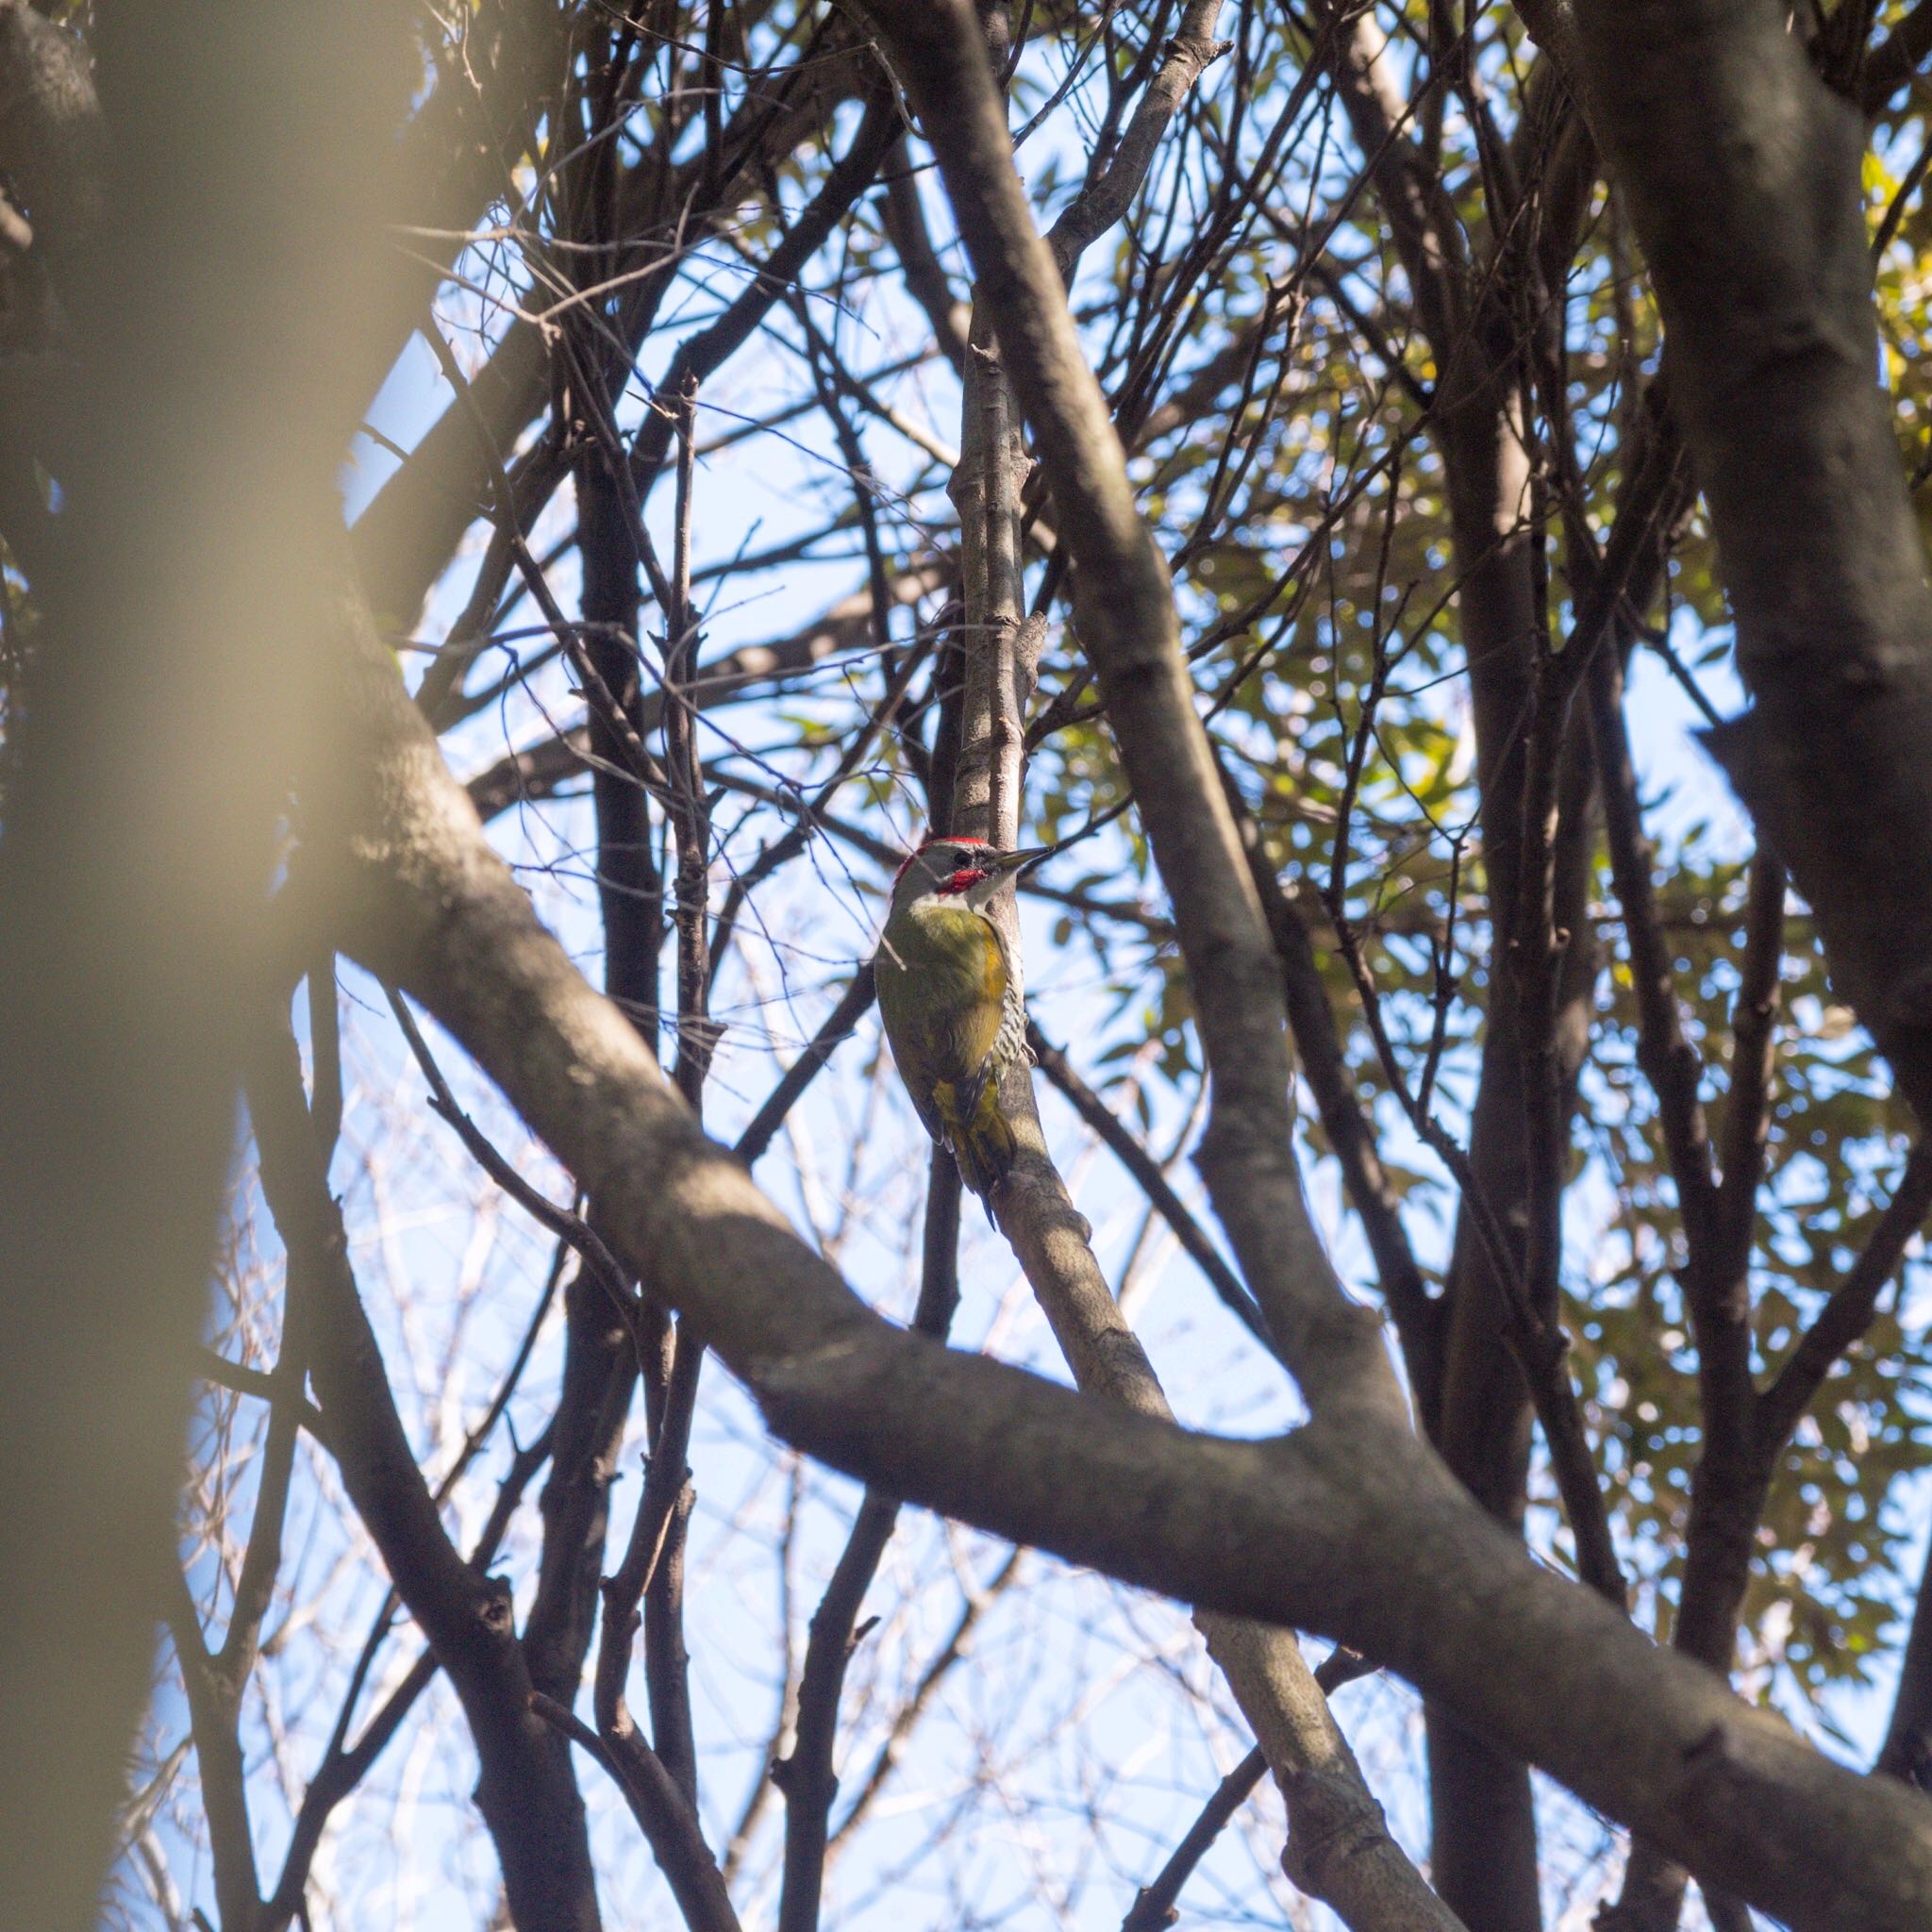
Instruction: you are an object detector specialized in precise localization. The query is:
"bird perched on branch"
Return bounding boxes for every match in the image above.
[876,835,1047,1203]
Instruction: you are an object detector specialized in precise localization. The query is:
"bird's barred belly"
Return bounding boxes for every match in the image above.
[992,975,1026,1075]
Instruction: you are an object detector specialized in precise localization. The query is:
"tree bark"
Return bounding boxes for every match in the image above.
[1568,0,1932,1126]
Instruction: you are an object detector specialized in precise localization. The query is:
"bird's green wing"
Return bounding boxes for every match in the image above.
[876,904,1008,1142]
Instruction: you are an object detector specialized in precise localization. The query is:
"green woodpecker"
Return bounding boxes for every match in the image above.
[876,836,1046,1202]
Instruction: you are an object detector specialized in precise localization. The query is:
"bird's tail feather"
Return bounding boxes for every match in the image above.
[933,1072,1018,1206]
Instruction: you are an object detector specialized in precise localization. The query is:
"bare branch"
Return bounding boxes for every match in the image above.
[734,967,879,1169]
[260,1423,554,1932]
[1121,1746,1267,1932]
[626,87,903,503]
[1122,1643,1381,1932]
[387,984,638,1334]
[1043,0,1232,276]
[531,1692,742,1932]
[460,567,944,817]
[161,1568,261,1932]
[1216,757,1442,1417]
[245,1016,601,1930]
[1756,1144,1932,1455]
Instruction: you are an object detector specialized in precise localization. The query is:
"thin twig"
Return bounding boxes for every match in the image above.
[385,986,638,1333]
[1028,1022,1279,1359]
[735,967,879,1167]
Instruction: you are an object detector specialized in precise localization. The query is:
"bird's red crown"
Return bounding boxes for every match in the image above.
[891,833,990,884]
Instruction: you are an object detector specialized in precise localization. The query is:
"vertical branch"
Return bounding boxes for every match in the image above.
[579,421,666,1049]
[522,38,653,1717]
[773,1152,961,1932]
[523,1264,639,1708]
[937,55,1141,1394]
[945,312,1030,850]
[644,374,709,1812]
[1880,1511,1932,1790]
[1317,9,1578,1917]
[166,964,340,1931]
[1324,669,1624,1604]
[1569,419,1792,1926]
[307,949,342,1158]
[1712,856,1786,1290]
[764,441,971,1922]
[1666,857,1785,1674]
[1511,658,1571,1350]
[218,1197,315,1694]
[246,1018,602,1932]
[162,1569,261,1932]
[666,371,715,1108]
[925,618,968,836]
[1601,691,1851,1931]
[1585,640,1719,1259]
[591,1340,702,1761]
[644,1479,700,1808]
[880,131,972,372]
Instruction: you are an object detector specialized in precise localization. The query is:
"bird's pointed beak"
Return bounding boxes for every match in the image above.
[992,845,1052,875]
